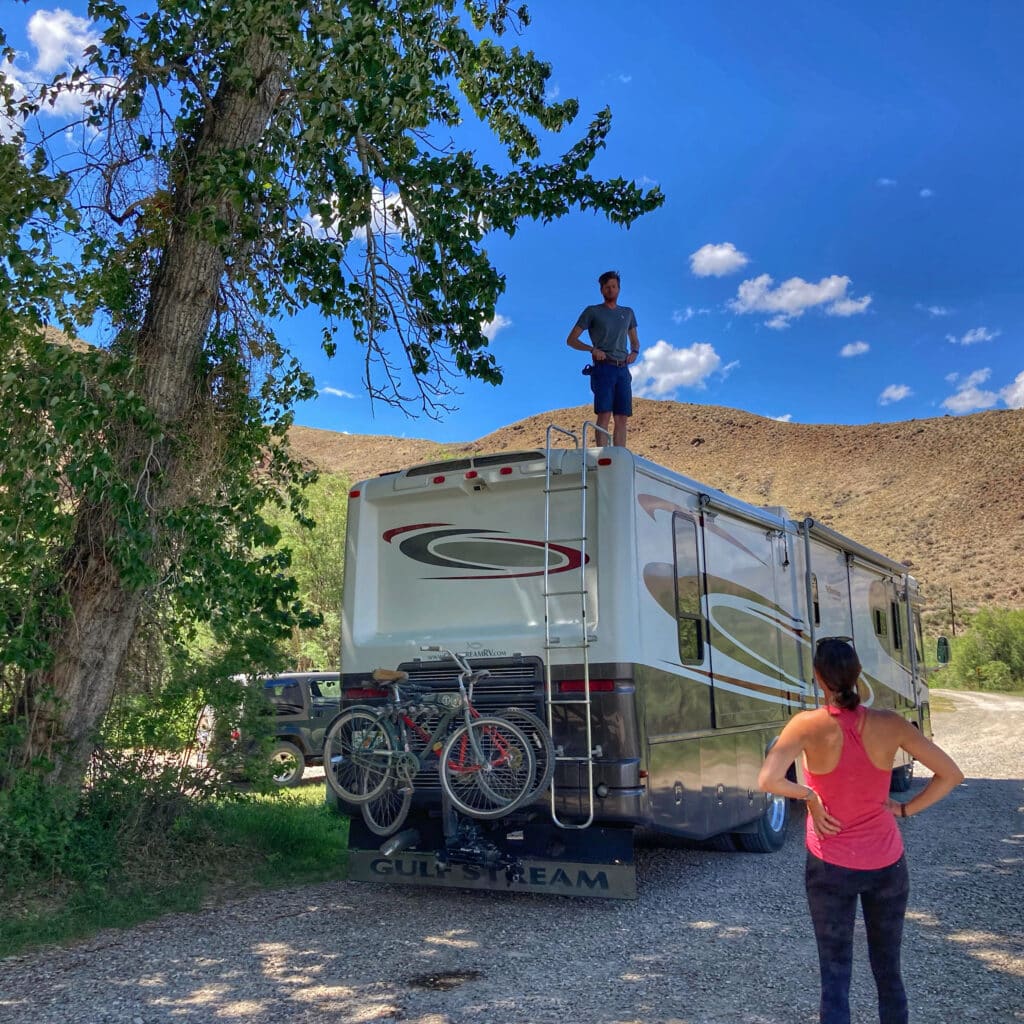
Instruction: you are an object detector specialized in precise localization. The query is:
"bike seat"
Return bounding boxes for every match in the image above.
[372,668,410,683]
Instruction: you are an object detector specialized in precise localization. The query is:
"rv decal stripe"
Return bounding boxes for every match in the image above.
[383,522,450,543]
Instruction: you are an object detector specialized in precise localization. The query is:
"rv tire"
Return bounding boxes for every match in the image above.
[736,792,788,853]
[890,763,914,793]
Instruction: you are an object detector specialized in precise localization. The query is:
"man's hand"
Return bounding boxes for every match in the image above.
[592,348,607,362]
[627,351,638,365]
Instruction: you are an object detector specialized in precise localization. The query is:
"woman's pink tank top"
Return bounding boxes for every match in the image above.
[804,705,904,870]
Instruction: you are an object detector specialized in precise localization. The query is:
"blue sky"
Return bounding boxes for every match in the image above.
[5,2,1023,441]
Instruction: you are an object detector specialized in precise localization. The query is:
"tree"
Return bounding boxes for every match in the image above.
[0,0,662,791]
[263,472,349,669]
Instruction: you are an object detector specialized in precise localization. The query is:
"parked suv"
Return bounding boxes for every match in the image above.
[201,671,341,787]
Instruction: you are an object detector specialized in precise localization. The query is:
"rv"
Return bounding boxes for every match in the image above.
[334,424,932,898]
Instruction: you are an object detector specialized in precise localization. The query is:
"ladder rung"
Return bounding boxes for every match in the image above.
[544,485,586,494]
[544,643,591,650]
[545,536,586,544]
[545,588,586,597]
[551,697,596,705]
[554,754,601,763]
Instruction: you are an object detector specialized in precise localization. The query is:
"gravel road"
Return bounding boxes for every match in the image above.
[1,690,1021,1024]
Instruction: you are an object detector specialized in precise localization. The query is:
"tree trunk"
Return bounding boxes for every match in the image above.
[21,37,287,790]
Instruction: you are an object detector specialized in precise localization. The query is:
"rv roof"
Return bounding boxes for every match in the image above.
[399,450,547,478]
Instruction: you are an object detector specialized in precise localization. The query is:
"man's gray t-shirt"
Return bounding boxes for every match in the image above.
[576,304,637,361]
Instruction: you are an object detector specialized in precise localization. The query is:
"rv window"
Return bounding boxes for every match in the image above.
[672,514,705,665]
[890,602,903,650]
[811,574,820,625]
[869,580,890,643]
[872,607,888,638]
[914,612,924,662]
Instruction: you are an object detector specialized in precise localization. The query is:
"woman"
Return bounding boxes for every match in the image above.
[758,637,964,1024]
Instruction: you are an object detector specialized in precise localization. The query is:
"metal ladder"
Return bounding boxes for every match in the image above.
[542,421,609,829]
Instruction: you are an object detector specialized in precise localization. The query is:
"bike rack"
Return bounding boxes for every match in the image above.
[542,421,610,830]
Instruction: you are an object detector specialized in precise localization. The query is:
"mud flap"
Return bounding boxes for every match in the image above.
[346,814,637,899]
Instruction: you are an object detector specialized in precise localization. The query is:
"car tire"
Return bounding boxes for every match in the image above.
[269,740,305,788]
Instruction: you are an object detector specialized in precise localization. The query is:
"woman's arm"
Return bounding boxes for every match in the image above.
[887,721,965,819]
[759,716,841,836]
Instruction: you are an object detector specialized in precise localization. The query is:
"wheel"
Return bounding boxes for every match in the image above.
[890,762,914,793]
[440,717,535,819]
[269,740,305,788]
[495,707,556,803]
[360,780,413,836]
[735,792,789,853]
[323,708,394,804]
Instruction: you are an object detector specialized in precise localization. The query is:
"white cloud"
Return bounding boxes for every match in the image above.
[719,359,740,379]
[771,413,793,422]
[916,303,951,317]
[545,83,560,102]
[729,273,871,328]
[481,313,511,341]
[618,74,632,84]
[920,188,934,198]
[946,326,1001,346]
[876,177,897,187]
[766,315,791,330]
[671,306,710,324]
[320,386,355,399]
[27,9,99,73]
[1000,371,1024,409]
[942,368,998,414]
[690,242,750,278]
[840,341,870,357]
[631,340,721,397]
[879,384,912,405]
[305,186,414,243]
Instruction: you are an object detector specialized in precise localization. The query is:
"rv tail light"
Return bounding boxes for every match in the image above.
[432,475,445,484]
[597,457,612,466]
[349,489,361,498]
[344,686,388,700]
[465,470,478,479]
[499,466,513,475]
[559,679,615,693]
[639,769,649,780]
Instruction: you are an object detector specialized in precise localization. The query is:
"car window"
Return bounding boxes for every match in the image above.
[310,677,341,700]
[266,681,304,714]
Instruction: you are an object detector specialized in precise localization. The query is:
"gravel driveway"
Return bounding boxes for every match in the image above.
[1,690,1021,1024]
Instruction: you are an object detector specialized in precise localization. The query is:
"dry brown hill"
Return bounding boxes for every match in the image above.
[292,400,1024,620]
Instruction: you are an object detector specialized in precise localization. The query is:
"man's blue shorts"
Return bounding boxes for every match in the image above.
[590,361,633,417]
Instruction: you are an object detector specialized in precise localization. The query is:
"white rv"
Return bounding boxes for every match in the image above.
[336,425,931,898]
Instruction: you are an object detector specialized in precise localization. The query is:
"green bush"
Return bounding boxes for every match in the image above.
[940,608,1024,692]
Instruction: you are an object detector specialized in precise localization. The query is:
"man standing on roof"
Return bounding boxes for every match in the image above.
[566,270,640,448]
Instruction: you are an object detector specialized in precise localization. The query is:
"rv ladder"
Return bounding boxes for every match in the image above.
[542,421,609,830]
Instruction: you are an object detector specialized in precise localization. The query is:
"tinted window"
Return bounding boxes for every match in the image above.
[673,514,705,665]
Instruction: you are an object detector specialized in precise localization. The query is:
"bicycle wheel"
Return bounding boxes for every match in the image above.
[497,707,555,803]
[440,717,535,819]
[360,778,412,836]
[323,708,394,804]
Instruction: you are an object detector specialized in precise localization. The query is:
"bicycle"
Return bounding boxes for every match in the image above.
[324,648,538,836]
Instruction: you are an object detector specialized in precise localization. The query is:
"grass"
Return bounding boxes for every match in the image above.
[0,784,349,958]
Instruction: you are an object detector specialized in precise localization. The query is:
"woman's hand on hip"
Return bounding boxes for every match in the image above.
[808,794,842,837]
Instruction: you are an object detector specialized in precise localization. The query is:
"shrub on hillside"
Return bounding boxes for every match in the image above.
[941,608,1024,692]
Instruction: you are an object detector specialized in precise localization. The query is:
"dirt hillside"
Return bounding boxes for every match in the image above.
[290,400,1024,619]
